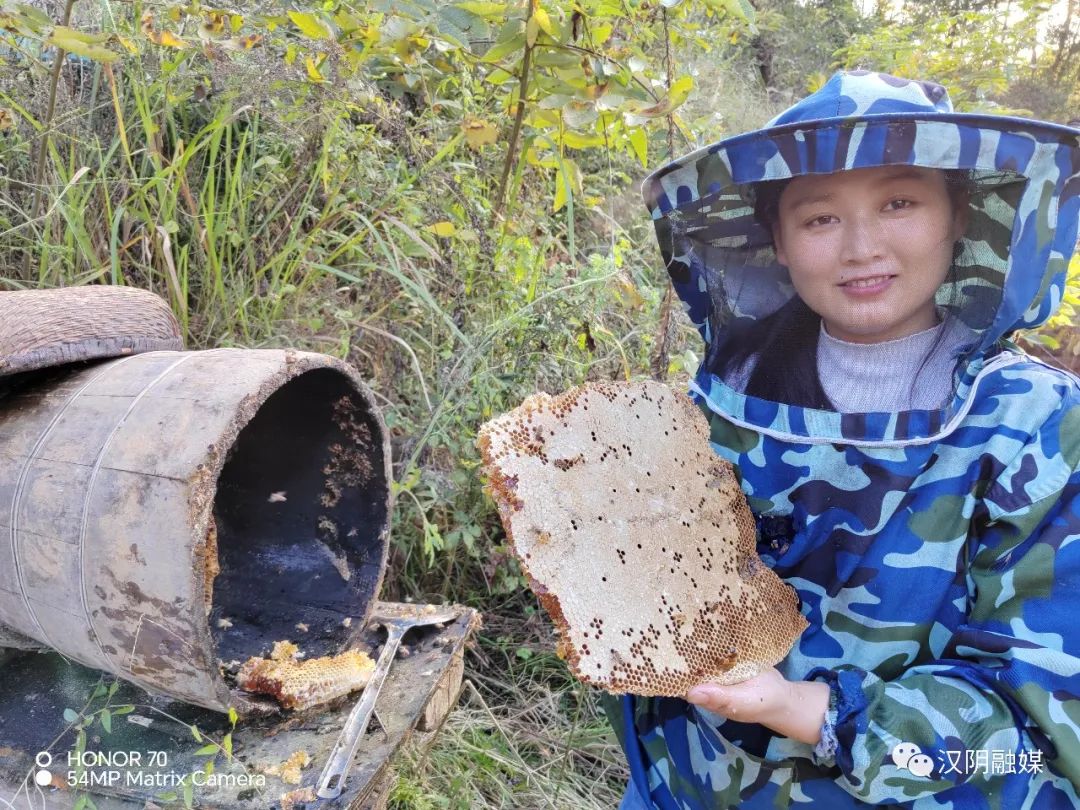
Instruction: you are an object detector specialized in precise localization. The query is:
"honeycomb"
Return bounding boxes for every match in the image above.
[236,642,375,711]
[200,515,220,611]
[271,640,300,660]
[476,380,808,696]
[280,787,316,810]
[263,750,312,784]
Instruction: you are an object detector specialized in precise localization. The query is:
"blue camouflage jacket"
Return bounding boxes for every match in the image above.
[604,72,1080,809]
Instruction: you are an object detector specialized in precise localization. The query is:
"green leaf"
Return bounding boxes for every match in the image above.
[100,709,112,734]
[623,77,693,125]
[482,31,524,62]
[426,221,457,237]
[183,778,194,808]
[533,7,557,39]
[558,130,604,149]
[668,75,694,106]
[73,796,87,810]
[531,48,579,68]
[482,19,525,62]
[627,126,648,167]
[305,54,327,82]
[433,8,477,47]
[591,23,613,45]
[194,744,218,756]
[288,10,330,39]
[553,160,579,212]
[63,708,79,723]
[228,706,239,727]
[107,681,120,699]
[454,1,507,17]
[223,732,233,758]
[706,0,757,28]
[53,24,111,43]
[595,91,629,112]
[537,92,574,110]
[561,100,597,129]
[15,3,54,29]
[47,27,121,62]
[484,66,516,85]
[111,705,135,716]
[191,725,202,743]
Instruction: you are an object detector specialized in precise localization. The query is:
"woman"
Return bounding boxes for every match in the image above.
[604,70,1080,808]
[713,164,974,410]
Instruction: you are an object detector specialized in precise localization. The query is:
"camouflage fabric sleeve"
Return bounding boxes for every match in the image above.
[803,395,1080,804]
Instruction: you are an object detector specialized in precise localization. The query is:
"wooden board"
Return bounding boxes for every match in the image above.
[0,603,479,810]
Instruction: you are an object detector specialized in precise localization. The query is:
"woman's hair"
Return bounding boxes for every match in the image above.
[706,169,972,409]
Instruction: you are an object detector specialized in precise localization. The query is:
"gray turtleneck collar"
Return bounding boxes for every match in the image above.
[817,314,974,413]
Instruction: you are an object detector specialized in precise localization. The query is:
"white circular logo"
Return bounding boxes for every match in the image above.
[34,752,52,769]
[34,770,51,787]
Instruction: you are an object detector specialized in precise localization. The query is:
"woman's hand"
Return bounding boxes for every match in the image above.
[685,667,830,746]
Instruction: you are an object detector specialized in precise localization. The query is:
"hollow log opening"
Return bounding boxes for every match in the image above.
[209,368,388,667]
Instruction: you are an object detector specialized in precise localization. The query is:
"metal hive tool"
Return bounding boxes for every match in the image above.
[316,603,462,799]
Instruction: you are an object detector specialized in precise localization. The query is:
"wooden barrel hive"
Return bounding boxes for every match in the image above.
[0,348,392,715]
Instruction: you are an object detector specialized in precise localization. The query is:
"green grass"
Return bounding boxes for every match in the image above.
[386,603,629,810]
[388,683,627,810]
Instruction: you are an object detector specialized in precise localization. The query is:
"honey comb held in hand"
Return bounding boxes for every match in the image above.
[477,381,808,696]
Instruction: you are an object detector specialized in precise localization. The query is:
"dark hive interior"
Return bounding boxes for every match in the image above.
[209,368,388,667]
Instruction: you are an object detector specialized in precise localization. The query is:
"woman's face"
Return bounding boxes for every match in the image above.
[772,165,967,344]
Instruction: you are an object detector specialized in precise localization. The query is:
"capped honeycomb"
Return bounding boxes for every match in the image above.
[236,641,375,711]
[477,380,807,696]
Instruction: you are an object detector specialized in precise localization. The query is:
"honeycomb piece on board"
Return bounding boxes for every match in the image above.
[237,646,375,710]
[477,380,807,696]
[263,750,312,784]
